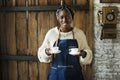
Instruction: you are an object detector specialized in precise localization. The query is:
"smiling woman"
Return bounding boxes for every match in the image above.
[37,4,93,80]
[56,6,73,32]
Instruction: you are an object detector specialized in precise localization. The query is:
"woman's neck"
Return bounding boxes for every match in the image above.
[59,26,73,32]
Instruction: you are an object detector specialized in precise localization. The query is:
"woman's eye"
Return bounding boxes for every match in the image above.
[59,16,70,19]
[61,16,64,19]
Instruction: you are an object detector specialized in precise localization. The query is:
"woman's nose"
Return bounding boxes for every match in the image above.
[62,17,66,22]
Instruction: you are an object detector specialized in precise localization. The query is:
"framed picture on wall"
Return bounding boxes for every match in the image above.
[100,0,120,3]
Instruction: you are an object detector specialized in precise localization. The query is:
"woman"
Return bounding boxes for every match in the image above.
[38,5,92,80]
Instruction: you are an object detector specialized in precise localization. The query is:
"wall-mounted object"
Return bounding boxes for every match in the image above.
[101,25,117,39]
[97,6,118,39]
[102,6,118,24]
[100,0,120,3]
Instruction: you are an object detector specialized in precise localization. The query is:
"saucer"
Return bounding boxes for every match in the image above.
[69,52,79,55]
[50,50,61,54]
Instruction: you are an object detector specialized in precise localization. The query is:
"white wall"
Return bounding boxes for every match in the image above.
[93,0,120,80]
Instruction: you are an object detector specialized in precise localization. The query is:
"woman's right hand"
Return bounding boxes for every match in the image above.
[45,48,52,56]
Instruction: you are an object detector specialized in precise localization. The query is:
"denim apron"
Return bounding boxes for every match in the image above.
[47,30,84,80]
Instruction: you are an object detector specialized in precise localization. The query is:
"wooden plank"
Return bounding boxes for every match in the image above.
[52,0,60,5]
[39,63,51,80]
[38,11,50,80]
[6,7,16,56]
[75,0,93,80]
[0,12,8,80]
[74,11,83,29]
[77,0,87,5]
[16,12,29,80]
[8,61,17,80]
[6,0,16,6]
[18,61,29,80]
[29,62,38,80]
[65,0,73,5]
[49,11,58,28]
[6,12,18,80]
[16,1,29,80]
[0,12,2,80]
[48,0,58,28]
[86,0,93,80]
[28,1,38,80]
[0,0,2,7]
[88,0,93,49]
[16,13,28,55]
[4,1,17,80]
[38,0,47,5]
[0,13,7,55]
[38,1,51,80]
[16,0,26,6]
[28,11,38,80]
[28,12,37,56]
[28,0,38,6]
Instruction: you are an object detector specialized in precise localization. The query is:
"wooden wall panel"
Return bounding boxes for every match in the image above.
[48,0,61,5]
[0,0,93,80]
[38,1,51,80]
[0,13,8,80]
[16,0,28,80]
[77,0,87,5]
[28,13,37,56]
[75,0,93,80]
[28,1,38,79]
[48,0,60,28]
[16,0,25,6]
[28,7,38,80]
[6,0,16,6]
[0,0,2,7]
[29,62,38,80]
[28,0,38,6]
[16,13,29,80]
[0,14,7,55]
[65,0,73,5]
[6,12,17,80]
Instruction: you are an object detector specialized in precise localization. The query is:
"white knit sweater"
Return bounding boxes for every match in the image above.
[38,27,93,65]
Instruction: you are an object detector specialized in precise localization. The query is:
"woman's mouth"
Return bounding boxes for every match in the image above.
[63,23,67,26]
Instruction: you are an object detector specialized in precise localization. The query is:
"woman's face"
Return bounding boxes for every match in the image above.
[57,9,72,32]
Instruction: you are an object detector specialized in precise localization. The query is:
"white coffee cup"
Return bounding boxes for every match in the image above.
[51,47,60,54]
[69,48,79,55]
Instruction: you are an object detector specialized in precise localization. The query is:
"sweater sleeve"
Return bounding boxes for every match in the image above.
[80,32,93,65]
[75,28,93,65]
[37,31,52,63]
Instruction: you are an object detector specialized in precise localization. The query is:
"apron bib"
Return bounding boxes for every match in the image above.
[47,30,84,80]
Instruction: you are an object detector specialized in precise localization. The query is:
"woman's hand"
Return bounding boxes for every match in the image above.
[79,50,87,58]
[45,48,52,56]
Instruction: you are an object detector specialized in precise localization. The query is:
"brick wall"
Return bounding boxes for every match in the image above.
[93,0,120,80]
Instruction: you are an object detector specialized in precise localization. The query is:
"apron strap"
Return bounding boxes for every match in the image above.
[72,30,75,39]
[55,29,60,47]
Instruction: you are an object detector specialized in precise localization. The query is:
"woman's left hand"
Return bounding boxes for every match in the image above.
[80,50,87,58]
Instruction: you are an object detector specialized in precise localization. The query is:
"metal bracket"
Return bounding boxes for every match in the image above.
[0,5,89,12]
[0,55,39,61]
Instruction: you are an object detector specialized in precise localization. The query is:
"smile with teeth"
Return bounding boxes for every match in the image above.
[63,23,67,25]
